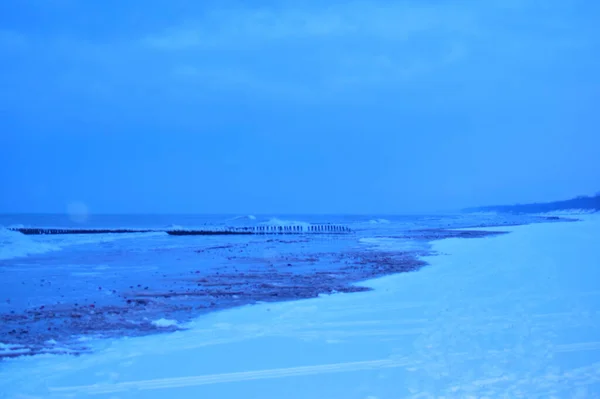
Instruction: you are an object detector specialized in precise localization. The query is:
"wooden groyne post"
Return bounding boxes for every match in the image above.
[8,224,352,236]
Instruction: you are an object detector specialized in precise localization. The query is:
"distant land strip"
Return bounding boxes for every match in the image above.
[464,193,600,214]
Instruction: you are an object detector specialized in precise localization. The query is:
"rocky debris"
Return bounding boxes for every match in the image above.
[2,227,493,360]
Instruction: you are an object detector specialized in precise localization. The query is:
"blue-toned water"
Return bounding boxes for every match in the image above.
[0,212,540,266]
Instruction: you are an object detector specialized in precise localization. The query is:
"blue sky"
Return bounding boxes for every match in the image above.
[1,0,599,214]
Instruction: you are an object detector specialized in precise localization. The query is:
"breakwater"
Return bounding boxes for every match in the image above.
[9,225,352,236]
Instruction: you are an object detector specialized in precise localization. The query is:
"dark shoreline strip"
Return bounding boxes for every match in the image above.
[0,228,505,360]
[12,228,155,235]
[9,225,352,236]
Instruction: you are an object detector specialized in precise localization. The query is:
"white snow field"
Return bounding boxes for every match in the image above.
[1,215,600,398]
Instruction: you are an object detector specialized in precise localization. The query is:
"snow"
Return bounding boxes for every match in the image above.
[151,318,179,328]
[2,216,600,398]
[0,227,167,261]
[368,219,391,224]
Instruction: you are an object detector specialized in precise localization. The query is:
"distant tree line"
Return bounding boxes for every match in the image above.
[464,193,600,214]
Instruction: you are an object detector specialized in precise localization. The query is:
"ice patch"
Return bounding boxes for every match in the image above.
[0,229,166,261]
[0,227,61,260]
[228,215,257,221]
[151,318,179,328]
[261,218,309,227]
[368,219,391,224]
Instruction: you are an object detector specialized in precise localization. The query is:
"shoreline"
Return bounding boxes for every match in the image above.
[0,217,571,359]
[2,214,598,397]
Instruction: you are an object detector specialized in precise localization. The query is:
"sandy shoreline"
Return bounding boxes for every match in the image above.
[0,227,509,359]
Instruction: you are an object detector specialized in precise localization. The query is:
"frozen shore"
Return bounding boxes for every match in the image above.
[0,227,504,358]
[2,215,599,398]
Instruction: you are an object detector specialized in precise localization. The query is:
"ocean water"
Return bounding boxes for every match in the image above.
[0,212,555,357]
[0,213,543,272]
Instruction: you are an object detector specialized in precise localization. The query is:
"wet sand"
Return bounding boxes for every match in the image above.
[1,228,508,359]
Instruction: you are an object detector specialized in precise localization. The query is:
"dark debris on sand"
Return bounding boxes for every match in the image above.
[0,229,503,359]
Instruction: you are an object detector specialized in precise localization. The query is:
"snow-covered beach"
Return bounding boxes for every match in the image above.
[1,214,599,398]
[0,214,529,358]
